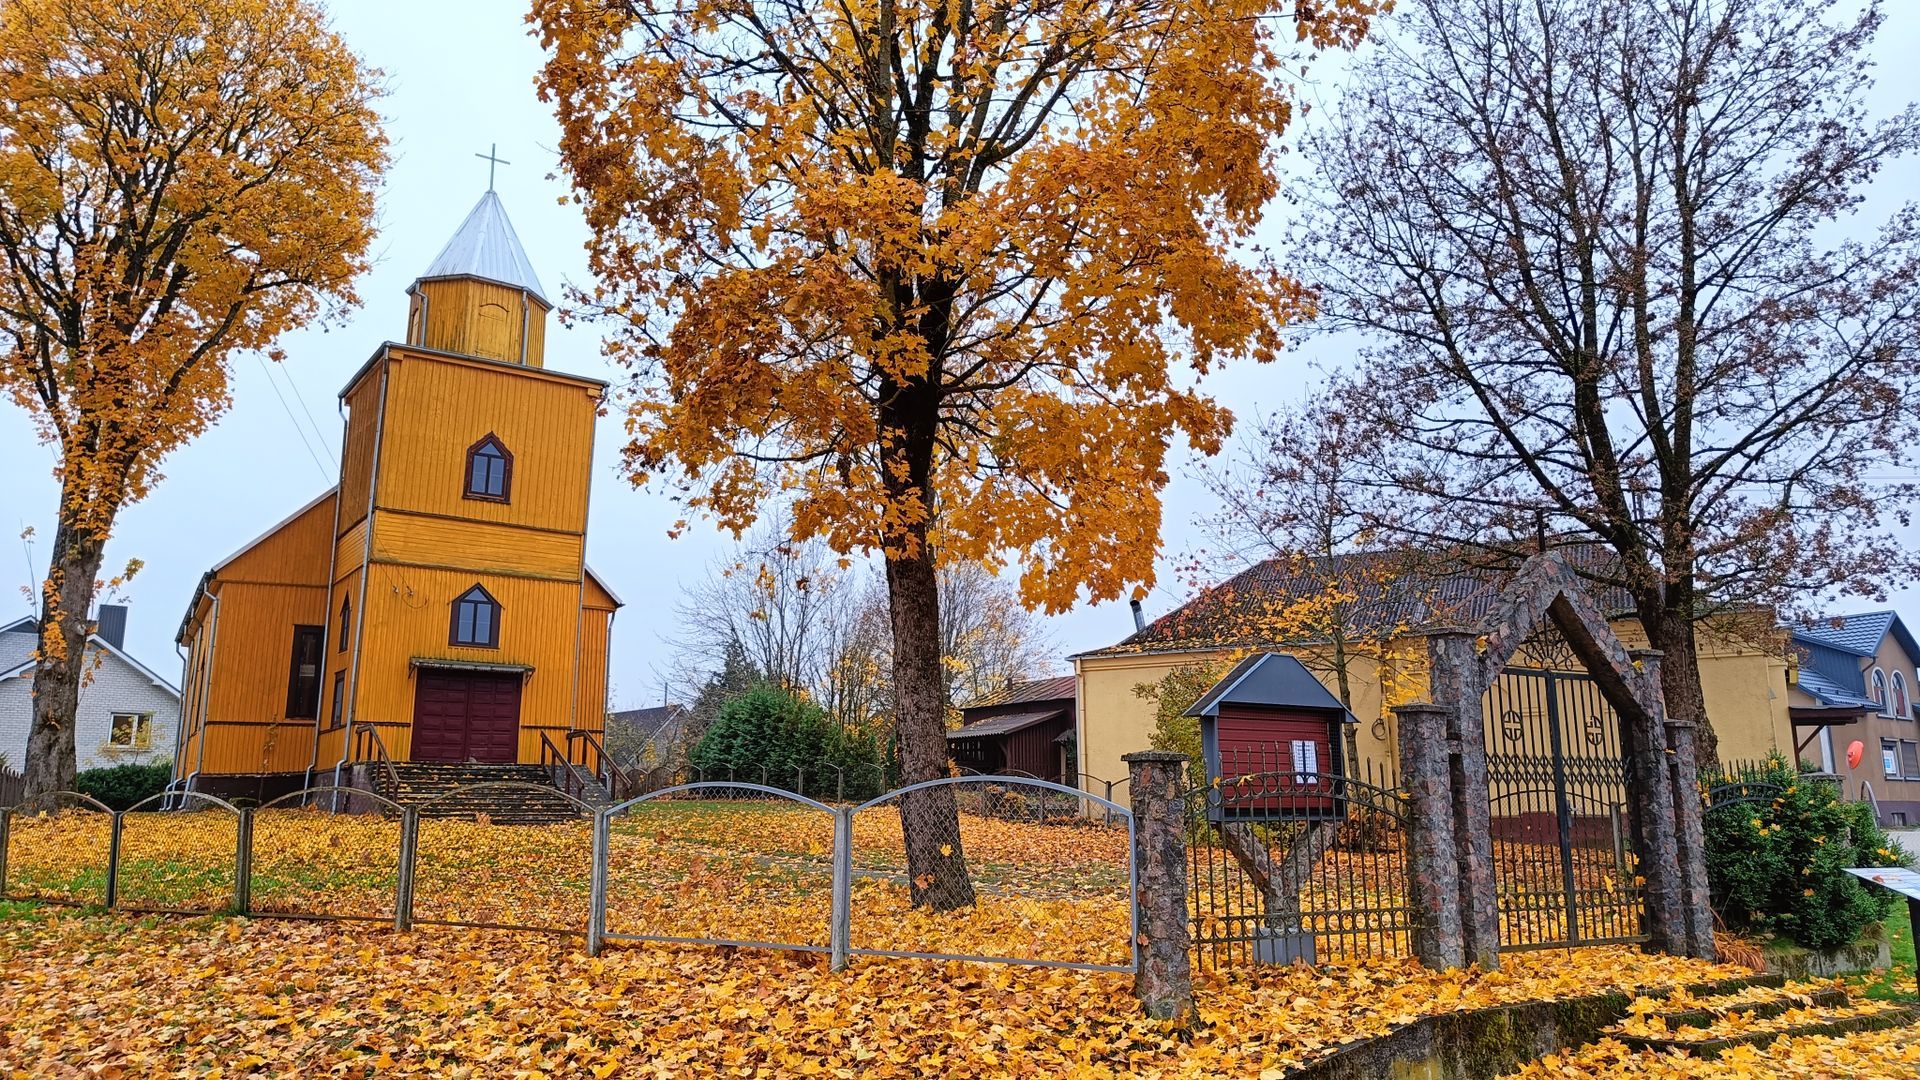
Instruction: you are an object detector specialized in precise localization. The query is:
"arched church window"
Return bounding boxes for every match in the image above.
[451,584,501,648]
[1893,670,1910,719]
[338,597,351,651]
[465,434,512,502]
[1871,667,1888,712]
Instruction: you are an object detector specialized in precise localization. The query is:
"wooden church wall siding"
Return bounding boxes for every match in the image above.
[219,495,336,585]
[372,515,582,581]
[415,279,543,366]
[333,519,369,579]
[574,610,611,734]
[372,355,594,531]
[202,581,330,731]
[348,568,585,754]
[337,375,383,534]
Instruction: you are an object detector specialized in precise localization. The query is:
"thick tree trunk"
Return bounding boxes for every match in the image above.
[22,514,110,798]
[886,539,976,911]
[1636,587,1720,773]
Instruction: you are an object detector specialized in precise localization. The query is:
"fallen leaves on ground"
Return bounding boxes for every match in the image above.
[0,913,1751,1078]
[1610,1000,1900,1042]
[1507,1030,1920,1079]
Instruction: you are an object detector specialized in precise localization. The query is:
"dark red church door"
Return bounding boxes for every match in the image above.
[411,670,522,763]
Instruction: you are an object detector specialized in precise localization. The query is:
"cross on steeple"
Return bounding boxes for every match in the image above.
[475,143,510,192]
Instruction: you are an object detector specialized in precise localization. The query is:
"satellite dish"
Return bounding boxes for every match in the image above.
[1847,740,1865,770]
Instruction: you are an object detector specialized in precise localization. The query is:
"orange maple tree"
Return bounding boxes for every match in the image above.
[535,0,1380,908]
[0,0,388,796]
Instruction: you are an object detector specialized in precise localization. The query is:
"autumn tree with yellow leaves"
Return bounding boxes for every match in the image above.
[0,0,387,796]
[535,0,1381,907]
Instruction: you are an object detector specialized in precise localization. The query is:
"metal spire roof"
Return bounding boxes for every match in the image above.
[415,190,549,306]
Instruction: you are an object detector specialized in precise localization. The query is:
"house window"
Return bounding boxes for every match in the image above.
[1894,671,1911,719]
[451,584,501,648]
[1904,740,1920,780]
[109,712,153,750]
[338,598,351,651]
[284,625,324,720]
[1895,812,1911,827]
[1885,740,1901,778]
[1871,668,1889,713]
[1289,739,1320,782]
[331,671,347,726]
[465,435,512,502]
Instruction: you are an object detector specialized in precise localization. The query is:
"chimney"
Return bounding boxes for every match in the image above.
[1129,598,1146,633]
[94,603,127,650]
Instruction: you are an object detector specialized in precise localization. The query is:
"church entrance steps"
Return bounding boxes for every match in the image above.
[369,762,606,825]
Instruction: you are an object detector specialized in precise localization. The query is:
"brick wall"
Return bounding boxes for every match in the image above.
[0,637,181,774]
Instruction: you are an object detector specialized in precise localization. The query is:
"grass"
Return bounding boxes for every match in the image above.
[1850,916,1917,1004]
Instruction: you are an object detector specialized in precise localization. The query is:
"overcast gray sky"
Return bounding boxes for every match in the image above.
[3,0,1917,709]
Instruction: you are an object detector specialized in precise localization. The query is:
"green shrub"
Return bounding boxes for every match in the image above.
[1704,753,1910,952]
[689,685,889,801]
[72,762,173,811]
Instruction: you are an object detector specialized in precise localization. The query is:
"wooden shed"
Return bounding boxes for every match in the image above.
[1187,652,1355,819]
[947,675,1077,784]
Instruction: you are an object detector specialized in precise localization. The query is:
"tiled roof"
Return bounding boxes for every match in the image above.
[946,707,1068,740]
[960,675,1076,710]
[1792,611,1897,657]
[1084,549,1631,658]
[417,191,549,305]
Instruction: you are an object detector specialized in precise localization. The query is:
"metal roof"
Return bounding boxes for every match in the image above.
[415,191,549,306]
[959,674,1077,710]
[1184,652,1350,719]
[1793,611,1896,657]
[946,707,1068,741]
[1793,668,1879,712]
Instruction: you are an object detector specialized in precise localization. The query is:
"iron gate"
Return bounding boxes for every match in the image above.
[1482,666,1646,949]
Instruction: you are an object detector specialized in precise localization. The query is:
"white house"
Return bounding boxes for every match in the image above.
[0,606,181,775]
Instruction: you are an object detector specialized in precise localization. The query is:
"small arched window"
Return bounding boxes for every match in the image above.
[451,584,501,648]
[338,597,351,651]
[465,434,512,503]
[1893,671,1910,719]
[1871,667,1888,712]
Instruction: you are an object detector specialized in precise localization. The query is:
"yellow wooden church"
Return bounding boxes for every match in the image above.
[171,190,619,799]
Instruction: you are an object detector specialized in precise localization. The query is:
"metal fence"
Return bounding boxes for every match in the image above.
[1481,665,1645,950]
[0,775,1135,974]
[1185,766,1415,969]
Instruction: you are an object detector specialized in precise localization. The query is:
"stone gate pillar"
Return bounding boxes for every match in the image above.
[1426,629,1500,970]
[1622,649,1688,956]
[1394,702,1464,969]
[1124,750,1194,1021]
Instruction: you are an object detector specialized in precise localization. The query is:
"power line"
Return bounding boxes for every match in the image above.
[255,354,333,482]
[272,357,338,472]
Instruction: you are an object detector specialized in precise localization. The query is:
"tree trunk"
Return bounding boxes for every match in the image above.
[1636,590,1720,773]
[22,513,110,798]
[1220,821,1337,930]
[886,539,976,911]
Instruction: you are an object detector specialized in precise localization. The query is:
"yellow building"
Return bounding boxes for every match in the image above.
[1072,554,1794,793]
[172,190,619,800]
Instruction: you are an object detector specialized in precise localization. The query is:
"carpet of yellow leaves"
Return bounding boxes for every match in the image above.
[1610,1000,1901,1042]
[1508,1031,1920,1079]
[2,802,1135,965]
[0,913,1752,1078]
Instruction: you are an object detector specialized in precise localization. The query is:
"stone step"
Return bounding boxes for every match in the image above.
[365,762,607,825]
[1648,987,1850,1031]
[1617,1004,1916,1060]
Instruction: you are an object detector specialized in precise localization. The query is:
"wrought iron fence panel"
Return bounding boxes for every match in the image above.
[1482,666,1646,950]
[114,791,244,915]
[846,776,1136,972]
[594,783,840,956]
[0,791,115,907]
[248,787,408,925]
[1185,771,1414,969]
[408,782,595,934]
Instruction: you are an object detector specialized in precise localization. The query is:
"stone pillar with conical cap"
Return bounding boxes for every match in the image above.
[405,190,551,367]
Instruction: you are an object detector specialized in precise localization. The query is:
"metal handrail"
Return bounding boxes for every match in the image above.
[567,730,634,800]
[353,724,402,794]
[539,732,594,802]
